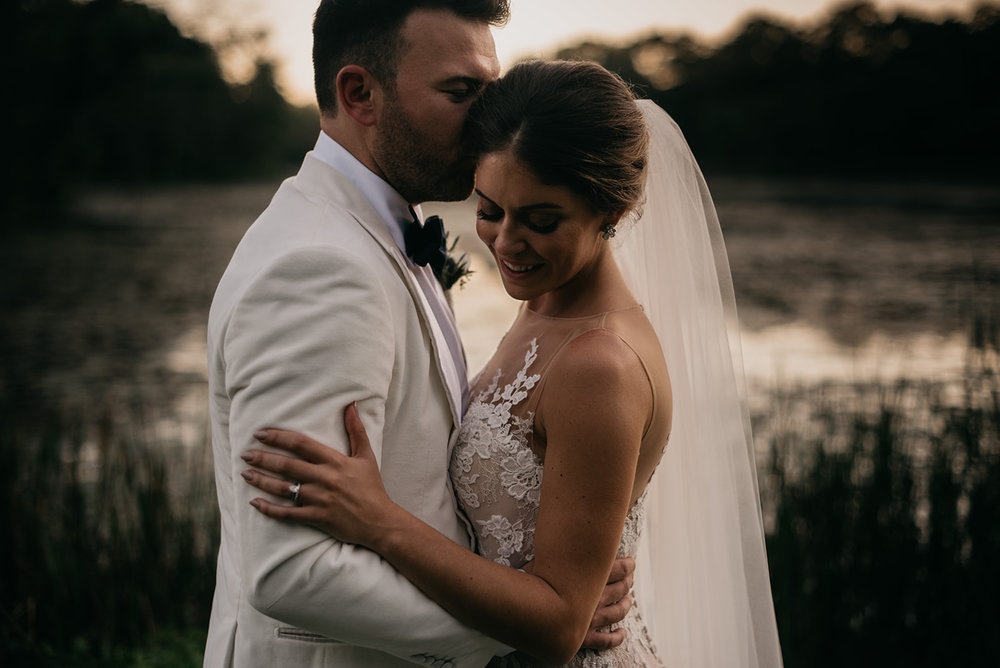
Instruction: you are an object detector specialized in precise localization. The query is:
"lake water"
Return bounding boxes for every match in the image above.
[4,175,997,453]
[436,176,1000,390]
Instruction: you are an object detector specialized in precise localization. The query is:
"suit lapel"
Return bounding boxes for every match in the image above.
[383,247,465,427]
[294,154,465,429]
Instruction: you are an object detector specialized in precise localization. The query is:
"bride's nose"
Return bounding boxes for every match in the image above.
[492,218,526,256]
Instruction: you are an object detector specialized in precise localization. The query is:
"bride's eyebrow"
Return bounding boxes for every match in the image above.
[474,190,563,213]
[474,190,499,206]
[518,203,562,212]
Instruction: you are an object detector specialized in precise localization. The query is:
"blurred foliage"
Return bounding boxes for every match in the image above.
[3,0,997,223]
[0,390,218,667]
[557,2,1000,178]
[762,350,1000,667]
[2,0,317,222]
[3,356,996,666]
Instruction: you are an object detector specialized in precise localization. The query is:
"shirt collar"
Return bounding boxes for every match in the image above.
[311,131,419,252]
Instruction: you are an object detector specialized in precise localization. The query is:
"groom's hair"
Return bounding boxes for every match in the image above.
[313,0,510,115]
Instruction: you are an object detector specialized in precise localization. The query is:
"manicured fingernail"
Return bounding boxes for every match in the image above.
[249,499,261,509]
[241,470,253,481]
[253,430,268,441]
[240,452,253,462]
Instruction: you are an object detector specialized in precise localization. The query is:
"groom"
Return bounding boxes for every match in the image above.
[204,1,632,666]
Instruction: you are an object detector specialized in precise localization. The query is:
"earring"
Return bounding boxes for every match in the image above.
[601,223,617,240]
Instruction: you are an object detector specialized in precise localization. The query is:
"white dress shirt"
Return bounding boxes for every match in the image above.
[311,131,469,420]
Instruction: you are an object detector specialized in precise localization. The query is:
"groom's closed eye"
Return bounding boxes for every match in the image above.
[441,77,484,102]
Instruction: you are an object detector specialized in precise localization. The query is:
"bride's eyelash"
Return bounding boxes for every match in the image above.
[476,208,503,222]
[476,207,560,233]
[525,218,559,233]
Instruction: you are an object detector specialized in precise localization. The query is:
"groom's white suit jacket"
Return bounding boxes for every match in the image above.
[204,146,502,667]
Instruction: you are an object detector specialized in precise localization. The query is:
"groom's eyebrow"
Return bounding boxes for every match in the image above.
[442,75,485,90]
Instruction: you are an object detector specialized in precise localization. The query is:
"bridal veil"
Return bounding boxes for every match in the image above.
[615,100,783,667]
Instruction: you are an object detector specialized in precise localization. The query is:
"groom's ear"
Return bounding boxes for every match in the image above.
[337,65,378,127]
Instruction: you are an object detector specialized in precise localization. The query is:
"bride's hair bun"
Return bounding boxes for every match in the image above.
[468,59,649,221]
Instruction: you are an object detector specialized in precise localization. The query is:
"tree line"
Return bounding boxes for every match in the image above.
[3,0,317,221]
[558,2,1000,178]
[5,0,997,223]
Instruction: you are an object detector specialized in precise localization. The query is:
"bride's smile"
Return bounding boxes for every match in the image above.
[474,149,613,314]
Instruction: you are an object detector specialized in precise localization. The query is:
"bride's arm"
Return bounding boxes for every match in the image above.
[244,330,650,664]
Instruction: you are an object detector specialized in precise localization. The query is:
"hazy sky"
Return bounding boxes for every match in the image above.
[150,0,978,105]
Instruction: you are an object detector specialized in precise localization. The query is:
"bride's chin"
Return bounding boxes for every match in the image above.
[499,280,534,301]
[501,284,524,299]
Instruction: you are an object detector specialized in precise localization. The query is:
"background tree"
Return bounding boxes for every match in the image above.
[2,0,317,224]
[557,2,1000,177]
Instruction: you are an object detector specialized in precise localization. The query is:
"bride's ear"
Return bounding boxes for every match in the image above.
[336,65,379,127]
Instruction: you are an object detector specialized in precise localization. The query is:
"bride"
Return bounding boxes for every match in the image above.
[241,59,782,667]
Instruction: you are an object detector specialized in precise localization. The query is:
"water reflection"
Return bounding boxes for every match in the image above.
[424,182,996,394]
[5,177,993,452]
[444,254,976,393]
[159,257,978,442]
[740,322,970,388]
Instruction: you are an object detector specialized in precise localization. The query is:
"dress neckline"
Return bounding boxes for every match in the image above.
[523,303,643,322]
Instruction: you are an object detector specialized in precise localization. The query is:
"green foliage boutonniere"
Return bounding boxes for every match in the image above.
[434,233,474,291]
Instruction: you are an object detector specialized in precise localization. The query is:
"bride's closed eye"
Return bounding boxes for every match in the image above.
[476,206,504,222]
[522,213,560,233]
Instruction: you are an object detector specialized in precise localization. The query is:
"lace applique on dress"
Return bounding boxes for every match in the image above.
[451,339,543,567]
[450,314,667,667]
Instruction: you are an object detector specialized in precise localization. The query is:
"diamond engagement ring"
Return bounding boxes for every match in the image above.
[288,482,302,506]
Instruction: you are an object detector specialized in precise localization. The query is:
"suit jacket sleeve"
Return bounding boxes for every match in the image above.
[222,245,501,666]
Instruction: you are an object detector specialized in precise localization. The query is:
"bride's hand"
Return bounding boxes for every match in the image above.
[240,403,399,548]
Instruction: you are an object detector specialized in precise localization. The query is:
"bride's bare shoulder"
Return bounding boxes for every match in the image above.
[544,328,651,407]
[532,329,651,468]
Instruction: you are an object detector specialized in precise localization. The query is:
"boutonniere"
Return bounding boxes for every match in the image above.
[434,232,474,291]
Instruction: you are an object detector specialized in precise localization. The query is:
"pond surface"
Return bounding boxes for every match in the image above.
[3,175,997,450]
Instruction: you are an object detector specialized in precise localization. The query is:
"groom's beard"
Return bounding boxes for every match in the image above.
[373,93,476,204]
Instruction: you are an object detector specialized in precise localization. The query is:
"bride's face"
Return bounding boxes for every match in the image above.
[474,149,611,309]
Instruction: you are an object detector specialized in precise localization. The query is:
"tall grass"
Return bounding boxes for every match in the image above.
[762,339,999,667]
[0,387,218,666]
[2,340,997,665]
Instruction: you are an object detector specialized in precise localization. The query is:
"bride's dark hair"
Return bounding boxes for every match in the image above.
[468,60,649,218]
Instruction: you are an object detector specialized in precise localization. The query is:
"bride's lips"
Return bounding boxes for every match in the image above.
[497,257,543,279]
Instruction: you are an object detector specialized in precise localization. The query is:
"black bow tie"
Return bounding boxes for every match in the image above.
[404,214,447,274]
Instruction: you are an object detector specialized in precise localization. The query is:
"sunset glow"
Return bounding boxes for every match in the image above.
[148,0,980,105]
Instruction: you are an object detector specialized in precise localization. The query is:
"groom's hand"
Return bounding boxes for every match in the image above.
[581,556,635,651]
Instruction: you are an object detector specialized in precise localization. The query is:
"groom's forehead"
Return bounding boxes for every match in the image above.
[401,45,500,87]
[398,10,499,75]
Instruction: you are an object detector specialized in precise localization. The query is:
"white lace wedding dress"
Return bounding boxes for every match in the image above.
[449,305,669,667]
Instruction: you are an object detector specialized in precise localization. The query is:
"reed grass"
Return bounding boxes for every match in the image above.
[1,340,997,666]
[0,386,218,667]
[762,339,999,667]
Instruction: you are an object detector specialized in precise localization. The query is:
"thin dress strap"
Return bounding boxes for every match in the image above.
[524,308,659,445]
